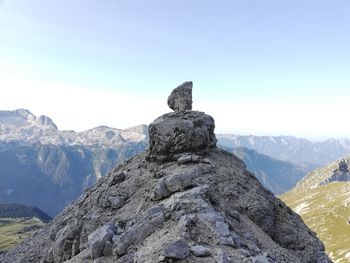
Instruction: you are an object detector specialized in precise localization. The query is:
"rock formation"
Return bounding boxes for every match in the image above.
[0,82,331,263]
[167,81,193,111]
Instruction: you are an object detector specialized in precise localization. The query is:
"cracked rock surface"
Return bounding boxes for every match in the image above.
[0,82,331,263]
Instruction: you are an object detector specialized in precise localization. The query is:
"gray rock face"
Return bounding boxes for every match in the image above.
[148,111,217,162]
[88,224,115,259]
[167,81,193,111]
[1,82,331,263]
[190,245,211,257]
[216,251,232,263]
[161,239,189,260]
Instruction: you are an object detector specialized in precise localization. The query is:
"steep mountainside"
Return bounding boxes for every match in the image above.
[0,109,148,216]
[281,156,350,262]
[217,134,350,165]
[229,147,317,194]
[1,82,330,263]
[292,156,350,191]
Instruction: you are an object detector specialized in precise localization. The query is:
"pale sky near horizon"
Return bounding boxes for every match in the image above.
[0,0,350,139]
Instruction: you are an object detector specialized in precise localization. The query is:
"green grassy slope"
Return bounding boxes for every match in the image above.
[0,217,44,251]
[281,182,350,263]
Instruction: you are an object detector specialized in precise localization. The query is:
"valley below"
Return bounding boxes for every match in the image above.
[0,217,45,252]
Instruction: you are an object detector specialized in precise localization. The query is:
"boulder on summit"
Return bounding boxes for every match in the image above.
[149,81,216,162]
[167,81,193,112]
[0,82,331,263]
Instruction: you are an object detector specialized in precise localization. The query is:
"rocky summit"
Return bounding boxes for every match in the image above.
[1,82,331,263]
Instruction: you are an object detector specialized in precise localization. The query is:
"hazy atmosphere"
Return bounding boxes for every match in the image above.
[1,0,350,139]
[1,2,350,262]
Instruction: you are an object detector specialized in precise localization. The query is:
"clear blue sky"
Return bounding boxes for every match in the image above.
[1,0,350,139]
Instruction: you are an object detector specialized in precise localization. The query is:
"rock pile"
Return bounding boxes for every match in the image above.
[0,82,331,263]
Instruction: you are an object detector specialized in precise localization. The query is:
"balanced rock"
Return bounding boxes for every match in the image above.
[167,81,193,111]
[149,82,216,162]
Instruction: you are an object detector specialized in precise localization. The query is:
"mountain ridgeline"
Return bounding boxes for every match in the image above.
[2,108,350,217]
[217,134,350,166]
[0,203,52,223]
[0,81,330,263]
[228,147,318,194]
[281,157,350,262]
[0,109,147,216]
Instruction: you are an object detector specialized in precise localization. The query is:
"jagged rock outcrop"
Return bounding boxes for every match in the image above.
[167,81,193,112]
[149,82,216,163]
[148,111,216,163]
[0,82,331,263]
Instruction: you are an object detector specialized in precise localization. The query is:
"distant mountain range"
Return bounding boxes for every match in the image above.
[0,109,148,216]
[228,147,318,194]
[0,203,51,223]
[217,134,350,165]
[1,109,349,217]
[281,156,350,262]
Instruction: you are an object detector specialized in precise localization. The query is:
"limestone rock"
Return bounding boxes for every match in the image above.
[162,239,189,260]
[216,251,232,263]
[167,81,193,111]
[102,241,113,257]
[88,223,115,259]
[190,245,211,257]
[148,111,217,162]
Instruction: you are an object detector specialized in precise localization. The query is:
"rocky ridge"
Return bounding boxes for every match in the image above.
[292,156,350,192]
[281,156,350,262]
[0,109,147,146]
[217,134,350,166]
[0,82,330,263]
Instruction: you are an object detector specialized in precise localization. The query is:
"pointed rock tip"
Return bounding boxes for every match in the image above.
[167,81,193,112]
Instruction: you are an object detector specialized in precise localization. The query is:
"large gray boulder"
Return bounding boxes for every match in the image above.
[161,239,189,260]
[167,81,193,111]
[149,82,216,162]
[148,111,217,162]
[88,223,116,259]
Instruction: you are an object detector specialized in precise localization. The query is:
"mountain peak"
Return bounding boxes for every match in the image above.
[149,82,216,162]
[14,109,36,122]
[36,115,58,130]
[0,83,330,263]
[291,155,350,191]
